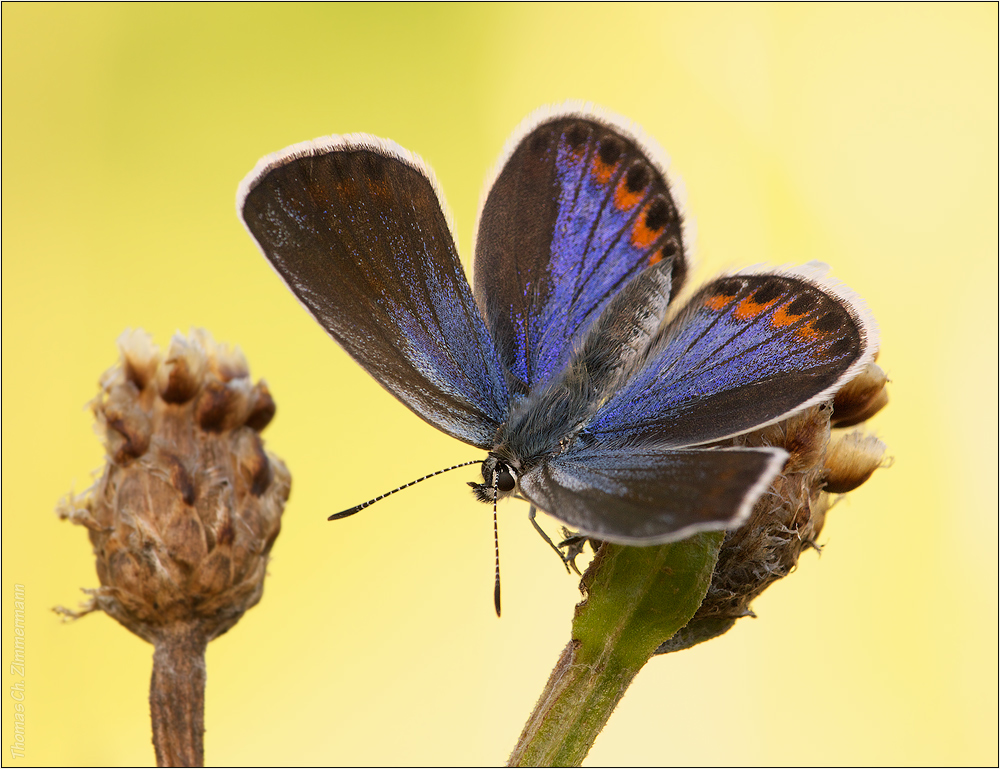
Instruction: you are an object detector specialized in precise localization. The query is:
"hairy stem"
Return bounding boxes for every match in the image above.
[149,623,208,767]
[508,533,723,767]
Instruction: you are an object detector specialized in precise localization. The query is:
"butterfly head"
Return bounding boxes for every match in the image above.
[469,455,519,503]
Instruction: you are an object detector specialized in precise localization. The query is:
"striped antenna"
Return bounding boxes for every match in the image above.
[492,467,502,617]
[328,460,481,520]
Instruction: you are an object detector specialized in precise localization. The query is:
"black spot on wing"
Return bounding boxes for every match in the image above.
[625,164,649,193]
[787,293,818,316]
[566,123,590,150]
[529,127,553,155]
[645,198,670,232]
[814,310,842,333]
[826,336,855,357]
[598,137,623,165]
[751,279,784,305]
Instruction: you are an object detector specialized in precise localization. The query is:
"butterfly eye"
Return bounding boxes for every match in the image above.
[497,465,516,493]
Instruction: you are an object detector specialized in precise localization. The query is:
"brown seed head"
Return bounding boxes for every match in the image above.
[57,328,290,645]
[658,362,889,653]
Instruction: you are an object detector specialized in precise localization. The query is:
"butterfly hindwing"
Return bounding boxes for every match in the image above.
[474,111,688,394]
[519,445,788,544]
[239,137,509,448]
[586,269,878,448]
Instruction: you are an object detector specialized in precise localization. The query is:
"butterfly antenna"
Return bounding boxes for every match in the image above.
[493,471,502,617]
[328,460,481,520]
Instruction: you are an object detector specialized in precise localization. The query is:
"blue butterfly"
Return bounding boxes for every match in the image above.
[238,105,877,591]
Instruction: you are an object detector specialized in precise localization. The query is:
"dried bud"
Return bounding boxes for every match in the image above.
[831,362,889,427]
[657,364,889,654]
[57,328,290,766]
[59,328,289,641]
[824,430,888,493]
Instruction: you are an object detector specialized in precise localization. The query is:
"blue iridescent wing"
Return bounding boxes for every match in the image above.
[473,109,689,394]
[238,136,509,448]
[493,256,676,463]
[585,268,879,448]
[519,445,788,544]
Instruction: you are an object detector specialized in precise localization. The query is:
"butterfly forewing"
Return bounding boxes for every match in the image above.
[239,139,509,448]
[474,114,688,394]
[586,271,878,448]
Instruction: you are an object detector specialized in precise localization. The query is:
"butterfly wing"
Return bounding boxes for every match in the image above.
[519,445,788,544]
[585,268,879,448]
[473,108,689,394]
[238,137,509,448]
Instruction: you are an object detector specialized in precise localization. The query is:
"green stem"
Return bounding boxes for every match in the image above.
[508,532,723,767]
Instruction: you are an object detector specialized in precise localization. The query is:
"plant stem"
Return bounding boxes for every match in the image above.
[508,533,723,767]
[149,623,208,767]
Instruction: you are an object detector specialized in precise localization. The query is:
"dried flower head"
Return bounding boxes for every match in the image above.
[57,328,290,766]
[58,328,289,640]
[657,362,889,653]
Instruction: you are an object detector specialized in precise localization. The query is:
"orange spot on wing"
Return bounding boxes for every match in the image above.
[316,176,355,199]
[591,155,615,186]
[770,303,808,328]
[795,320,822,342]
[368,179,392,198]
[613,175,644,211]
[704,293,736,311]
[631,202,663,248]
[734,294,780,320]
[648,248,663,266]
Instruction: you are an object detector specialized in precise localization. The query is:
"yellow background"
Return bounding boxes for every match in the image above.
[3,5,997,766]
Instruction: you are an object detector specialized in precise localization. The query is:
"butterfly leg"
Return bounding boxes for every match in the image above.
[557,530,591,576]
[528,506,579,575]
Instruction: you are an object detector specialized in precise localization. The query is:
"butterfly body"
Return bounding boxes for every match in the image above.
[238,104,877,547]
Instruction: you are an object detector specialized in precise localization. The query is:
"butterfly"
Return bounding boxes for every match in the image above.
[237,103,878,599]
